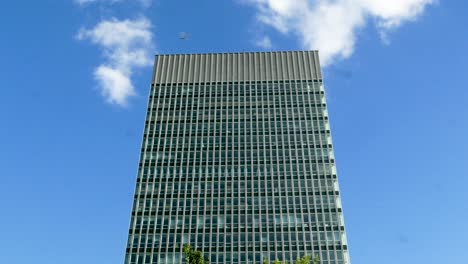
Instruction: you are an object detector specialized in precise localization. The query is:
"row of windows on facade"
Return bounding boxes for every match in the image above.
[149,117,328,128]
[129,240,346,254]
[145,152,333,161]
[131,195,342,212]
[150,109,327,121]
[151,132,332,140]
[148,118,328,129]
[149,100,325,112]
[150,96,325,105]
[146,161,334,169]
[149,126,329,136]
[139,163,336,175]
[144,158,334,167]
[144,146,332,158]
[126,250,347,264]
[129,230,346,247]
[150,87,324,101]
[138,173,336,183]
[150,103,326,112]
[148,118,329,128]
[136,189,338,198]
[147,145,332,155]
[145,139,332,151]
[151,88,324,96]
[128,242,348,255]
[146,130,330,141]
[148,117,327,128]
[150,90,325,100]
[150,94,324,104]
[148,99,326,111]
[150,87,324,97]
[149,95,325,107]
[151,116,328,125]
[152,80,323,90]
[134,194,341,207]
[133,212,342,224]
[151,121,328,130]
[147,114,328,125]
[137,177,338,190]
[136,192,339,201]
[137,179,338,191]
[146,154,334,160]
[139,209,342,219]
[136,210,342,220]
[147,145,331,154]
[148,135,330,145]
[143,145,331,154]
[149,106,325,117]
[138,169,337,179]
[147,98,326,106]
[130,225,344,236]
[146,120,330,135]
[132,203,341,219]
[150,90,325,99]
[149,103,326,113]
[131,212,344,228]
[149,91,324,101]
[149,102,326,112]
[136,179,339,193]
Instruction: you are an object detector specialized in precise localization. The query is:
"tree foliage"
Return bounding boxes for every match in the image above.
[182,244,209,264]
[264,254,319,264]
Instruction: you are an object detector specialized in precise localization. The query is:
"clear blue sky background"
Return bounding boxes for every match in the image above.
[0,1,467,264]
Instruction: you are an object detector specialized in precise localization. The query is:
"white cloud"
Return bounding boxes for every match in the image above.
[77,17,154,106]
[246,0,435,66]
[94,66,135,105]
[255,36,273,49]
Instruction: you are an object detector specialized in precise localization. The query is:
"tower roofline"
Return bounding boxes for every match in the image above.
[154,50,320,57]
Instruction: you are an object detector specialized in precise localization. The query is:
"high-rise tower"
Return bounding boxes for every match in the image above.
[125,51,350,264]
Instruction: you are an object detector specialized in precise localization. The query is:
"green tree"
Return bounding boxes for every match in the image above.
[263,254,319,264]
[294,255,311,264]
[182,244,209,264]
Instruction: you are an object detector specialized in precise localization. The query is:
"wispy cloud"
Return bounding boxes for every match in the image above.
[77,17,154,106]
[245,0,435,66]
[74,0,115,5]
[255,35,273,49]
[74,0,152,8]
[74,0,96,5]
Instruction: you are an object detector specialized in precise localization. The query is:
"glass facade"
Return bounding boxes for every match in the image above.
[125,52,350,264]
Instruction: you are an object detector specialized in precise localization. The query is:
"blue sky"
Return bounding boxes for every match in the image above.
[0,1,467,263]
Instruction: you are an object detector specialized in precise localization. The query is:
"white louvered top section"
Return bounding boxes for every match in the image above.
[152,51,322,84]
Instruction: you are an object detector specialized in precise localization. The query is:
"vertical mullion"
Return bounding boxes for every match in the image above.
[206,54,214,257]
[157,56,169,263]
[166,79,176,263]
[272,52,281,261]
[198,55,206,252]
[181,55,191,261]
[297,52,309,256]
[282,52,292,261]
[172,55,183,264]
